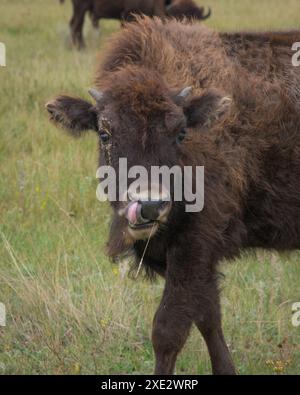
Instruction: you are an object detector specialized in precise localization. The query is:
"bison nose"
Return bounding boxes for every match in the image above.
[140,200,169,221]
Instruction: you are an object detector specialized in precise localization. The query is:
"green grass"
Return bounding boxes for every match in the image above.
[1,0,300,375]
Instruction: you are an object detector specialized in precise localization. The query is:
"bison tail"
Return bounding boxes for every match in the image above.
[201,7,211,21]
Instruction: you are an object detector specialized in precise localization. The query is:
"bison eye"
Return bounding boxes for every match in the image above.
[99,131,110,144]
[176,129,186,144]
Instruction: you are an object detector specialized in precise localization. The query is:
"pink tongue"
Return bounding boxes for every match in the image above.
[126,202,139,224]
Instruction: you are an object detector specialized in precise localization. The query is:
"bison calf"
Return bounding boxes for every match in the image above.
[46,17,300,374]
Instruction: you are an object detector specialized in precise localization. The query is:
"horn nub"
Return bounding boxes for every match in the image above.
[178,86,193,99]
[88,88,103,102]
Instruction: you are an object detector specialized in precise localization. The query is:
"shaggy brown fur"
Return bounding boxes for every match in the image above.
[46,17,300,374]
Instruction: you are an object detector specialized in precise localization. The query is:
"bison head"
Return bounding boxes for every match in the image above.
[166,0,211,21]
[46,66,230,254]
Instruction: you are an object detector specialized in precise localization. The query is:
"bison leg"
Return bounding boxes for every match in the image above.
[194,283,236,375]
[151,242,196,374]
[152,288,192,375]
[152,241,236,375]
[152,280,236,375]
[89,11,100,29]
[70,0,90,49]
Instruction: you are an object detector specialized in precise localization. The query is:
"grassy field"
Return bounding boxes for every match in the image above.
[1,0,300,375]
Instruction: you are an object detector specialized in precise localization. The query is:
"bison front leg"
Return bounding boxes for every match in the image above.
[70,0,89,49]
[89,12,100,29]
[152,291,192,375]
[152,243,236,375]
[151,244,196,375]
[193,283,236,375]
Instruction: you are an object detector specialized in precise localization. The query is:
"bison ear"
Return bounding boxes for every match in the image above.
[184,90,232,129]
[45,95,98,136]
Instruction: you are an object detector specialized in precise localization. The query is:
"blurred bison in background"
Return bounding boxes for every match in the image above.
[68,0,166,48]
[167,0,211,21]
[46,17,300,374]
[64,0,211,48]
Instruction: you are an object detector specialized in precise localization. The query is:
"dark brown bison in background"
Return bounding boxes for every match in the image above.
[63,0,211,48]
[68,0,166,48]
[46,17,300,374]
[167,0,211,21]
